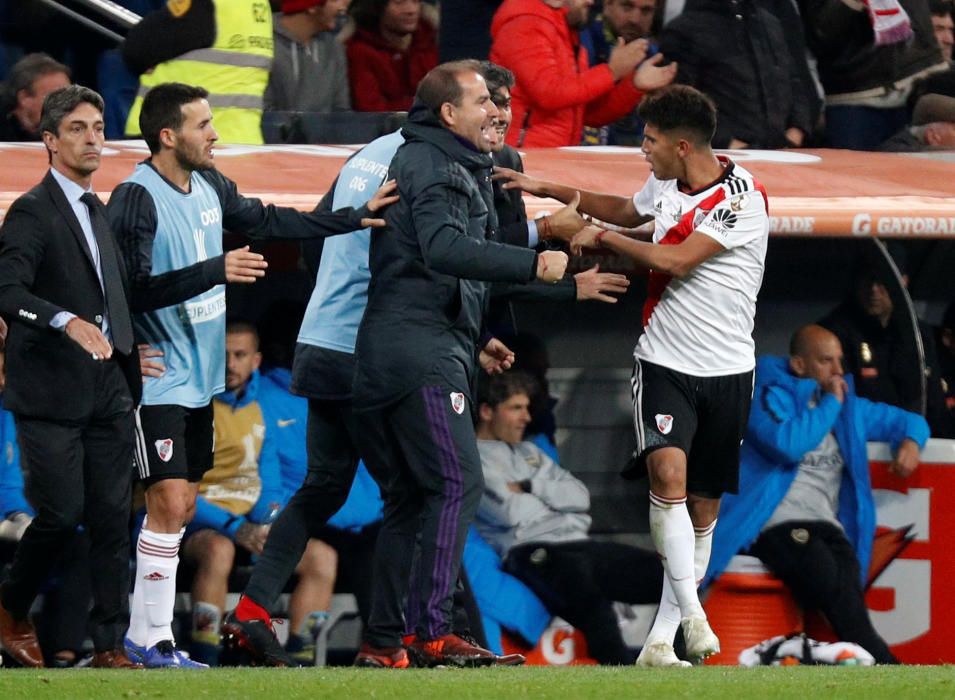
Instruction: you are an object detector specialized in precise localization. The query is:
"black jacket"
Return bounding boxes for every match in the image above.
[488,145,575,334]
[796,0,945,98]
[353,104,538,409]
[820,301,953,437]
[0,171,142,419]
[659,0,814,148]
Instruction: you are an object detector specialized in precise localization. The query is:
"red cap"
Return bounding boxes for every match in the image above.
[282,0,326,12]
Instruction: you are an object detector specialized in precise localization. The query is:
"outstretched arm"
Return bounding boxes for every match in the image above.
[493,167,649,228]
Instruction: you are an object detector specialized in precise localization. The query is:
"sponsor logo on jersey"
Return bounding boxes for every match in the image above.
[655,414,674,435]
[144,571,169,581]
[450,392,466,415]
[155,438,174,463]
[712,209,738,229]
[277,418,297,428]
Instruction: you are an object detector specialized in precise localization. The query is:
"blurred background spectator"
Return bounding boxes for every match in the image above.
[346,0,438,112]
[0,53,70,142]
[121,0,274,144]
[658,0,814,149]
[930,0,954,64]
[580,0,660,146]
[490,0,675,147]
[879,91,955,149]
[796,0,948,150]
[267,0,351,113]
[818,250,953,438]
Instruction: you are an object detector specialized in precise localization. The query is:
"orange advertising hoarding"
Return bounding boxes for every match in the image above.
[1,142,953,237]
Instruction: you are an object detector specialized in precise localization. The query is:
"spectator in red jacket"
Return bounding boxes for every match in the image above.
[346,0,439,112]
[490,0,676,147]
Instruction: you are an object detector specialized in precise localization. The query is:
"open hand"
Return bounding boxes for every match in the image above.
[633,53,678,92]
[546,191,586,241]
[66,317,112,361]
[138,343,165,380]
[224,245,268,283]
[492,166,545,197]
[570,225,604,255]
[368,179,399,213]
[574,264,630,303]
[608,38,649,80]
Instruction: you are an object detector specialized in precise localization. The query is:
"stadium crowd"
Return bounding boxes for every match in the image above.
[0,0,952,671]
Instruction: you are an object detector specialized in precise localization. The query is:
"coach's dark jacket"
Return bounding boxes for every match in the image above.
[0,171,141,420]
[353,102,538,410]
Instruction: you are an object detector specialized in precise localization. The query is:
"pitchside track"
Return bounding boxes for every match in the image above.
[0,666,952,699]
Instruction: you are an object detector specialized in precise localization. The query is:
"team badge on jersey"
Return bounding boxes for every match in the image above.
[155,438,174,463]
[655,414,674,435]
[450,392,466,415]
[730,194,749,212]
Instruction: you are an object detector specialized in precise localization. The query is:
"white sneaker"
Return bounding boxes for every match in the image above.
[681,616,720,663]
[636,641,693,668]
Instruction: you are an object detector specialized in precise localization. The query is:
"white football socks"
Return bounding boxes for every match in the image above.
[129,521,184,648]
[649,493,705,624]
[645,515,717,645]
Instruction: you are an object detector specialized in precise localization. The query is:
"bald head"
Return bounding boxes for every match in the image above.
[788,325,844,385]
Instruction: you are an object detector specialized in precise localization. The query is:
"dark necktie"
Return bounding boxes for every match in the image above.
[80,192,134,354]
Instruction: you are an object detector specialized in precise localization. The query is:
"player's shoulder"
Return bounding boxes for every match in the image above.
[721,161,762,196]
[717,162,769,216]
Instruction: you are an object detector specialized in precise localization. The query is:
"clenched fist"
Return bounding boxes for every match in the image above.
[536,251,568,282]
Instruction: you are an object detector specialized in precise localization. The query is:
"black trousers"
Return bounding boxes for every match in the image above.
[245,398,363,609]
[2,360,134,653]
[356,385,484,647]
[503,539,663,665]
[750,521,898,664]
[244,396,484,643]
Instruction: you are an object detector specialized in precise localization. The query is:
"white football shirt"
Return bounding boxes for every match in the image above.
[631,158,769,377]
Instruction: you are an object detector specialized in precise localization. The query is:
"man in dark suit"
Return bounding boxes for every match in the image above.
[0,85,142,669]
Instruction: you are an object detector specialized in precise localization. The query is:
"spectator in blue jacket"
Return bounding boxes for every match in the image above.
[707,325,929,664]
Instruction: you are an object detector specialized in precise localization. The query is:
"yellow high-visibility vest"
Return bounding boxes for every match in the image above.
[126,0,273,144]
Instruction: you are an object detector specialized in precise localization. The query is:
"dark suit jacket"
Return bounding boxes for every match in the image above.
[0,170,141,420]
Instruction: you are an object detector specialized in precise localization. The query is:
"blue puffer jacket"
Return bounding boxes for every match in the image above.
[706,355,929,588]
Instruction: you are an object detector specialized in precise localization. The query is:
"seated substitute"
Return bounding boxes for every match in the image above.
[473,370,664,665]
[181,322,337,665]
[707,325,929,664]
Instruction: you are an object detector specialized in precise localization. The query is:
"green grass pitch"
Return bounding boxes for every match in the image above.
[0,666,953,700]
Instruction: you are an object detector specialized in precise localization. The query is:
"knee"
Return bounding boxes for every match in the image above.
[298,539,338,579]
[189,531,236,578]
[646,448,687,495]
[146,480,196,529]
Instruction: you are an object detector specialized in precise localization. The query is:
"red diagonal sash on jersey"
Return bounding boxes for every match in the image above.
[641,187,727,328]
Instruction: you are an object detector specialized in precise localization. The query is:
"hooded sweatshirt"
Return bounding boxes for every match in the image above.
[266,12,350,112]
